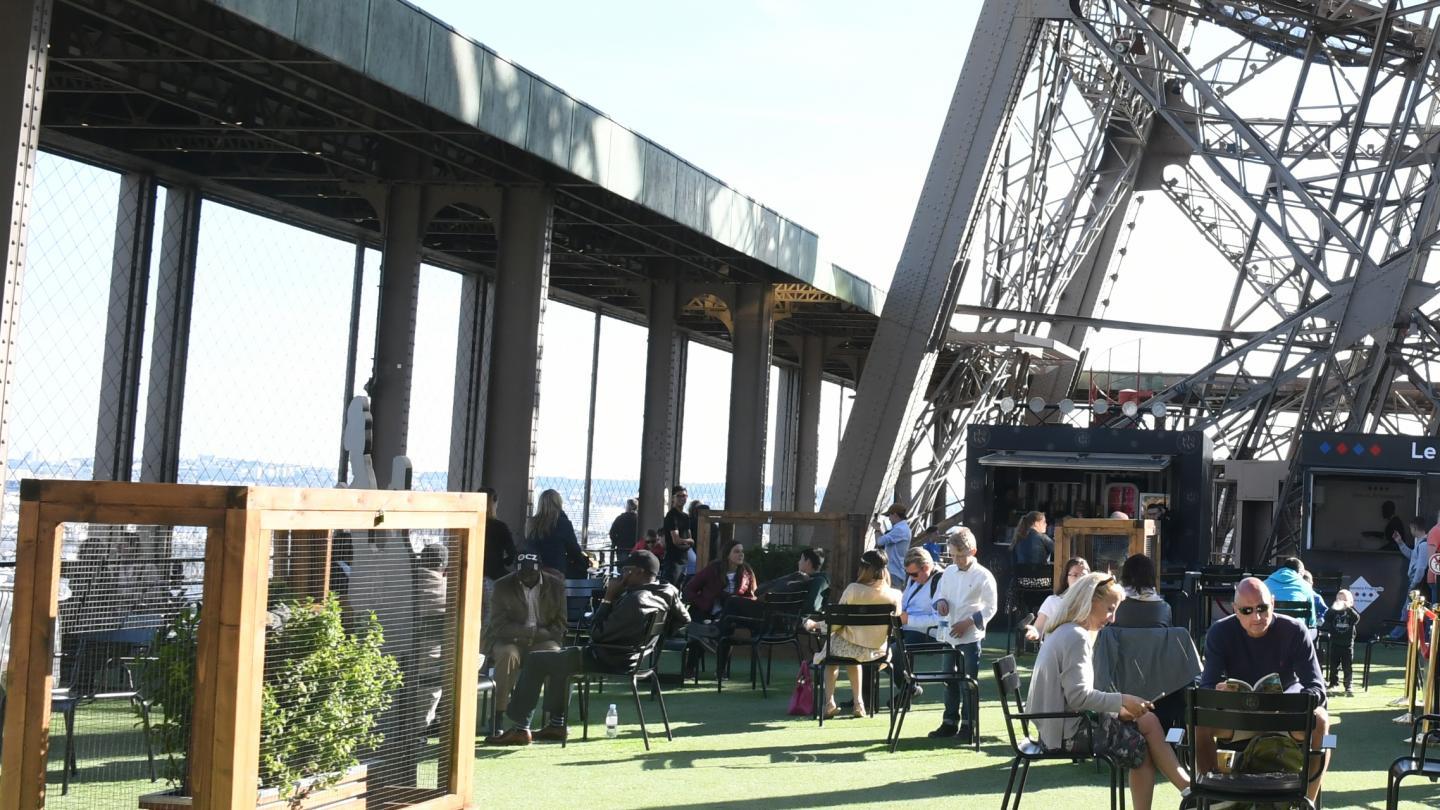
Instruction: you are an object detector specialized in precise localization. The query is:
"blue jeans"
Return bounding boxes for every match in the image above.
[942,641,980,727]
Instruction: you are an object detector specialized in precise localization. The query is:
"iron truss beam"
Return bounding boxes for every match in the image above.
[859,1,1440,562]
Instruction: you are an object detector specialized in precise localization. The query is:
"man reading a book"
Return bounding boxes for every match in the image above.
[1196,577,1329,803]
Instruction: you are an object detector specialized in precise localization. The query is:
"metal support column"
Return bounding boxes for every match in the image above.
[821,0,1062,520]
[768,363,800,545]
[482,185,553,533]
[448,271,492,493]
[725,283,775,544]
[580,309,602,543]
[338,242,366,484]
[94,172,157,481]
[139,187,201,484]
[638,277,684,539]
[370,184,424,489]
[0,0,52,508]
[795,335,824,515]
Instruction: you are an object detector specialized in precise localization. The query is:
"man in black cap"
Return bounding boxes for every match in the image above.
[485,552,566,730]
[485,549,689,745]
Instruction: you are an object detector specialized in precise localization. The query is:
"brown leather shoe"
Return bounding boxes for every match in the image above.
[532,724,569,743]
[484,727,532,746]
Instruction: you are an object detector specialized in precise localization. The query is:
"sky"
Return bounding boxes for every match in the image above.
[413,0,982,290]
[408,0,1239,373]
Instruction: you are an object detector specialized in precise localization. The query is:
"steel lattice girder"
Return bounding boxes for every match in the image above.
[831,0,1440,552]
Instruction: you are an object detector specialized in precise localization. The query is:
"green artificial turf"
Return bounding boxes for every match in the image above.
[23,639,1440,809]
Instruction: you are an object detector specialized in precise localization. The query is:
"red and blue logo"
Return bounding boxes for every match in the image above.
[1316,439,1383,458]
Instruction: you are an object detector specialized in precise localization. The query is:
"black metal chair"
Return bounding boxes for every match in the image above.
[1387,713,1440,808]
[746,591,808,696]
[562,578,604,645]
[1173,687,1334,810]
[1008,565,1054,656]
[811,604,897,727]
[0,687,81,795]
[61,627,158,792]
[992,654,1125,810]
[1363,619,1409,691]
[567,610,672,751]
[1273,599,1312,625]
[887,631,979,752]
[476,652,497,736]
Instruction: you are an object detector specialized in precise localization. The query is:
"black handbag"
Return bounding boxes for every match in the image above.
[1072,711,1148,769]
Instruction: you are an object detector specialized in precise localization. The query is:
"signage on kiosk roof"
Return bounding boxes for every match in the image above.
[1298,432,1440,474]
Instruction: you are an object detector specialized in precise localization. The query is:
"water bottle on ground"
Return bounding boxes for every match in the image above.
[605,704,619,738]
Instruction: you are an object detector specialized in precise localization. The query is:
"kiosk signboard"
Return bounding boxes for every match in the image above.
[1299,432,1440,474]
[1297,431,1440,637]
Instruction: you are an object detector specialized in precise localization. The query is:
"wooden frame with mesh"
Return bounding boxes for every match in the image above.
[0,480,486,810]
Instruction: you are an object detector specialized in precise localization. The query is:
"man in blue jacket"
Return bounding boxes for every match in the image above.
[1263,557,1319,630]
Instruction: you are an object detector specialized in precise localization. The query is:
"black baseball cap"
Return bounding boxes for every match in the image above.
[622,549,661,577]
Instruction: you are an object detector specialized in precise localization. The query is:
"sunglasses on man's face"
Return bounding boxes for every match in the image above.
[1236,603,1271,617]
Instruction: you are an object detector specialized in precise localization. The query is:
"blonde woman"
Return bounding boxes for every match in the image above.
[1025,573,1190,810]
[526,489,586,577]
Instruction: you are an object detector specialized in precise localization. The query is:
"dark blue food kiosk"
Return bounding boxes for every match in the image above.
[1297,432,1440,637]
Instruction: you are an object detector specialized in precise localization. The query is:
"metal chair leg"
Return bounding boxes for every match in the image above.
[1001,757,1021,810]
[629,678,651,751]
[649,672,673,741]
[61,706,76,795]
[1013,759,1032,809]
[816,664,826,726]
[136,697,157,781]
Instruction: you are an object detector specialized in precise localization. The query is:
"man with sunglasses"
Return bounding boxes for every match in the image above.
[1196,577,1329,804]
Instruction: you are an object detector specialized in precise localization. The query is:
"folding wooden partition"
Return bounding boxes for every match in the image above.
[0,480,486,810]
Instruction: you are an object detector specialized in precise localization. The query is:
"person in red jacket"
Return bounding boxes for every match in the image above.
[684,540,758,616]
[683,539,760,680]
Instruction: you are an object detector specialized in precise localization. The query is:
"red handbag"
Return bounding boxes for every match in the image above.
[787,661,814,716]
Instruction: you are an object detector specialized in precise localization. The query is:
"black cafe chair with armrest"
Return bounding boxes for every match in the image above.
[888,630,980,752]
[1172,686,1334,810]
[1363,619,1409,691]
[1386,713,1440,809]
[565,609,672,751]
[991,654,1125,810]
[746,590,809,697]
[811,604,898,728]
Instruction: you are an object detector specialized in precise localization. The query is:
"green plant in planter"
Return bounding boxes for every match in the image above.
[260,596,402,801]
[745,544,802,583]
[137,595,402,803]
[137,605,201,793]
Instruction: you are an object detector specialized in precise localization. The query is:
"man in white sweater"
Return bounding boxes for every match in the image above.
[930,527,997,743]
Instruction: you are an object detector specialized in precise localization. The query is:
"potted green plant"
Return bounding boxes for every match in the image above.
[138,595,402,809]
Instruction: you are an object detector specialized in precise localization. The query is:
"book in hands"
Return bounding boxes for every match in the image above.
[1222,673,1284,693]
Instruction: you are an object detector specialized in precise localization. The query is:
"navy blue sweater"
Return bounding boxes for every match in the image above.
[1198,613,1327,706]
